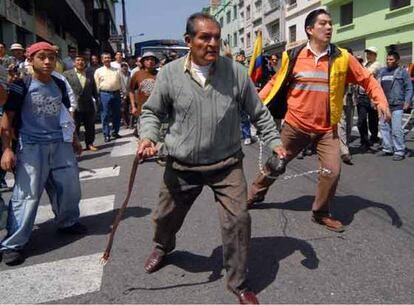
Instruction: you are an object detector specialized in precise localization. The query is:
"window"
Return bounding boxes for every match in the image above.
[233,32,238,47]
[287,0,297,6]
[267,21,280,42]
[289,25,296,42]
[255,0,262,12]
[233,5,237,20]
[269,0,280,9]
[246,5,251,20]
[219,17,224,27]
[247,32,251,48]
[227,11,231,24]
[240,11,244,20]
[390,0,411,10]
[240,37,245,48]
[340,2,353,26]
[228,34,231,46]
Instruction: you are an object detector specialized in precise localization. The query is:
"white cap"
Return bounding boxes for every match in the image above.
[364,46,378,54]
[10,43,24,51]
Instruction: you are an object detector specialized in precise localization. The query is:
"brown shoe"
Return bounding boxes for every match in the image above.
[87,144,98,151]
[237,291,259,305]
[144,249,165,273]
[246,196,265,209]
[312,213,345,233]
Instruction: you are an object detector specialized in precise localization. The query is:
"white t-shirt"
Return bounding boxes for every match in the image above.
[191,62,211,87]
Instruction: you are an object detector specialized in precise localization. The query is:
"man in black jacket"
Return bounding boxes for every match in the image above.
[64,54,98,151]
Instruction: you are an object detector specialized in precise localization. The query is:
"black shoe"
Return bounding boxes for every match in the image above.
[392,155,405,161]
[112,133,122,139]
[57,222,87,235]
[2,249,24,265]
[104,136,110,143]
[341,154,353,165]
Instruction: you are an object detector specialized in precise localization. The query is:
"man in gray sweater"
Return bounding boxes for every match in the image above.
[138,13,284,305]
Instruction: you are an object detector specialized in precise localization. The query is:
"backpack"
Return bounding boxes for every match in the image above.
[5,74,71,133]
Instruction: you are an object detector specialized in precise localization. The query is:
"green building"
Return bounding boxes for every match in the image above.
[322,0,414,65]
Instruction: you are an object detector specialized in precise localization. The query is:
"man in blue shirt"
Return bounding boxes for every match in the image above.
[0,42,85,265]
[378,50,413,161]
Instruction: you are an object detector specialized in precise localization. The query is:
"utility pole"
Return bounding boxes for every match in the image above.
[121,0,128,56]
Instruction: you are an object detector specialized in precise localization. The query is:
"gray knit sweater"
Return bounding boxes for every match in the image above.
[140,55,280,165]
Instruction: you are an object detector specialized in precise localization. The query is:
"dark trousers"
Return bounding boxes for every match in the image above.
[153,160,251,294]
[249,123,341,213]
[357,103,379,145]
[100,91,121,137]
[74,110,96,146]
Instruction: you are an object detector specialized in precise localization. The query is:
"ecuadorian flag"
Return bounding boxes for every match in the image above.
[248,31,263,83]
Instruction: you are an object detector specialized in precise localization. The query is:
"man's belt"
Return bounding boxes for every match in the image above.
[100,89,120,94]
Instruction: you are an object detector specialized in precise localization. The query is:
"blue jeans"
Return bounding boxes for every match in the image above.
[0,141,81,250]
[240,111,251,139]
[380,109,405,156]
[100,91,121,137]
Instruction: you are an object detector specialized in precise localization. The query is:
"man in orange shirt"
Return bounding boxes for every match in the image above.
[248,9,391,232]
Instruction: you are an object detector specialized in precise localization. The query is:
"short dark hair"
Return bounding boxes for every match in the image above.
[68,46,77,52]
[304,9,331,38]
[0,42,6,48]
[185,12,220,38]
[101,52,111,58]
[75,53,86,59]
[387,50,400,60]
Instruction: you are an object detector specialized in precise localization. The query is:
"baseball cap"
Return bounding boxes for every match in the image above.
[364,46,378,54]
[26,42,56,57]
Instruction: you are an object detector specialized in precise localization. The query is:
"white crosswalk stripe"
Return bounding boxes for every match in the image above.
[0,253,104,304]
[6,166,120,188]
[110,129,138,157]
[34,195,115,225]
[0,157,123,302]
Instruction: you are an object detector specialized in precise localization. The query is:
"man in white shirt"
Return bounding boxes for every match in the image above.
[110,51,123,70]
[94,52,124,142]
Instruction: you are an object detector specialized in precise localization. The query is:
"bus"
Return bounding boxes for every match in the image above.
[134,39,189,60]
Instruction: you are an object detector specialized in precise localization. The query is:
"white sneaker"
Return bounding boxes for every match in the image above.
[244,138,252,145]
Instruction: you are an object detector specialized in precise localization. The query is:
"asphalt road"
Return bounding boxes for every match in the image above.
[1,125,414,304]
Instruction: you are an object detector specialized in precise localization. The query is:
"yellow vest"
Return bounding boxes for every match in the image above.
[264,45,349,126]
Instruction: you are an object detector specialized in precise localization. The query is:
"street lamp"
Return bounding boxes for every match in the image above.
[129,33,145,56]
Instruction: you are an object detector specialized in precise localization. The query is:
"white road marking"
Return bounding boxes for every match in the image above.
[6,166,120,188]
[79,166,120,181]
[0,253,103,304]
[35,195,115,225]
[110,131,138,158]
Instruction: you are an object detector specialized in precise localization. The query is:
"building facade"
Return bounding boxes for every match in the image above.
[210,0,242,56]
[206,0,286,57]
[238,0,286,57]
[323,0,414,65]
[285,0,323,49]
[0,0,118,57]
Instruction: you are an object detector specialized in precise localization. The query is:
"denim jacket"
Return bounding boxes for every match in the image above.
[378,66,413,106]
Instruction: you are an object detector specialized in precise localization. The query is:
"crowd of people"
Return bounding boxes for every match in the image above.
[0,8,413,305]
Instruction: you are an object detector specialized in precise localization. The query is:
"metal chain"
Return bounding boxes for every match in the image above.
[258,139,331,181]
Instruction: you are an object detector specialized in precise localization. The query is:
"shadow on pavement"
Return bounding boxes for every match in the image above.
[26,206,151,258]
[252,195,403,227]
[122,236,318,294]
[77,151,109,162]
